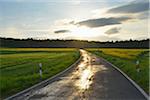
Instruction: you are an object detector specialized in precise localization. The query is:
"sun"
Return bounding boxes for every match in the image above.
[71,27,91,37]
[70,26,101,38]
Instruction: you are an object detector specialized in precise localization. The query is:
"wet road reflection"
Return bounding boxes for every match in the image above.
[75,50,97,91]
[24,49,108,100]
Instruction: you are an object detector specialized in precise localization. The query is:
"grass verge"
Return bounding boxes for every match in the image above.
[88,48,149,94]
[0,48,80,99]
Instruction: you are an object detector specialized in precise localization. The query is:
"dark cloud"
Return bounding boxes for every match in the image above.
[54,30,70,34]
[105,27,121,35]
[107,1,149,14]
[77,17,131,28]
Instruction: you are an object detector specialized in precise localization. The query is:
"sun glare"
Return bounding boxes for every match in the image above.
[70,26,102,38]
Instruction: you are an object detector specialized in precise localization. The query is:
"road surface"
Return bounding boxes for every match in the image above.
[14,50,146,100]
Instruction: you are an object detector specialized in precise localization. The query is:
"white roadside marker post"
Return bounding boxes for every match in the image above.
[136,60,140,72]
[39,63,42,80]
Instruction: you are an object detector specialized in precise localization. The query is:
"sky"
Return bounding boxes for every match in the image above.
[0,0,149,41]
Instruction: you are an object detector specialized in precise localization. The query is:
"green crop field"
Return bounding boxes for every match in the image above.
[88,48,149,94]
[0,48,80,99]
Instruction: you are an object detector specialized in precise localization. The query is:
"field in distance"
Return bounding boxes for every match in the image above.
[0,48,80,99]
[87,48,149,94]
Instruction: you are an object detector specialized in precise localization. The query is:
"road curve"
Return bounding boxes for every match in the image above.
[11,50,147,100]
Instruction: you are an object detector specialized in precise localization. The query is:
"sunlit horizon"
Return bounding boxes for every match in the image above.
[0,0,149,41]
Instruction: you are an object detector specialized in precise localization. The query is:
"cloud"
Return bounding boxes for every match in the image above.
[54,19,73,26]
[54,30,70,34]
[69,21,76,25]
[76,17,132,28]
[107,1,149,14]
[137,11,149,19]
[105,27,121,35]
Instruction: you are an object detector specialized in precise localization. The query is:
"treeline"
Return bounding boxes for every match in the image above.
[0,37,149,48]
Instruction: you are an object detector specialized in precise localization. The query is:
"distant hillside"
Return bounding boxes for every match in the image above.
[0,38,149,48]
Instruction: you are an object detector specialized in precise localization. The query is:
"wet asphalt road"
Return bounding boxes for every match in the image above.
[15,50,146,100]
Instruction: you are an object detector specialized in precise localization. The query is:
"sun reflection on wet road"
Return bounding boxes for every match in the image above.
[75,49,99,92]
[79,68,93,90]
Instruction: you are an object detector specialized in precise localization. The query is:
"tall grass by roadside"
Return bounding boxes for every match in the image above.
[88,48,149,94]
[0,48,80,99]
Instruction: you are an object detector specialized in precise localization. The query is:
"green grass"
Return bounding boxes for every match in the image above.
[0,48,80,99]
[87,48,149,94]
